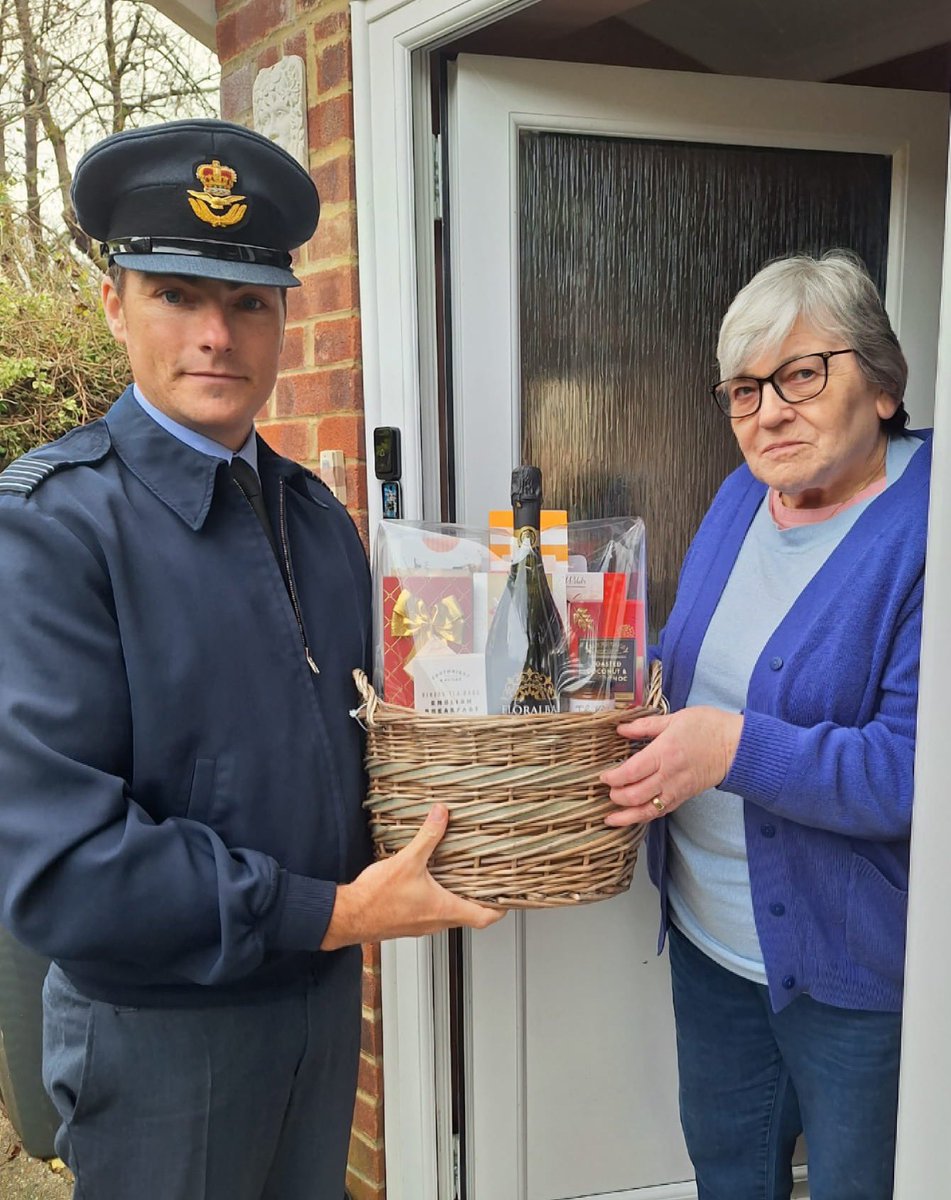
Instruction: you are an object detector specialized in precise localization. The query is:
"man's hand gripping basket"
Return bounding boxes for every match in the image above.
[351,663,666,908]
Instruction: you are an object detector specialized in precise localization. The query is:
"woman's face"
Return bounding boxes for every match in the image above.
[731,319,899,508]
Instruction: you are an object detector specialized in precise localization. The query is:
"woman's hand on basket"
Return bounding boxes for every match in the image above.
[599,707,743,827]
[320,804,505,950]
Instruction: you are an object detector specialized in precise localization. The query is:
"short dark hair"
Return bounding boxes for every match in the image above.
[106,262,126,296]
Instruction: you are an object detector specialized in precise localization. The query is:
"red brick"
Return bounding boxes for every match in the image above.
[312,208,359,259]
[260,419,312,461]
[299,4,349,39]
[217,0,287,63]
[357,1049,383,1096]
[256,44,280,70]
[347,1130,385,1182]
[219,60,255,122]
[352,1090,382,1140]
[351,508,369,550]
[345,1172,385,1200]
[279,326,306,371]
[346,463,369,513]
[361,1008,384,1059]
[313,314,362,366]
[217,13,239,62]
[275,368,362,417]
[284,29,307,60]
[287,264,360,321]
[362,942,382,972]
[312,153,356,205]
[316,37,351,92]
[317,412,364,458]
[308,93,354,149]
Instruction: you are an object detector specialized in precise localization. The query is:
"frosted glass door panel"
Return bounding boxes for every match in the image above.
[519,133,890,627]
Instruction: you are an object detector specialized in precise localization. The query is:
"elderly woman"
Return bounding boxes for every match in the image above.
[602,251,929,1200]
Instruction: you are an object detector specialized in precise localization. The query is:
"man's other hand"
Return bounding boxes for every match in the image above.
[320,804,505,950]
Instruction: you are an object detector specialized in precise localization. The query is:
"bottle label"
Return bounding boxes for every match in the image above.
[504,666,558,713]
[568,695,616,713]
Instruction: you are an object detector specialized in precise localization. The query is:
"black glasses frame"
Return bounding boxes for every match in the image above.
[711,349,856,419]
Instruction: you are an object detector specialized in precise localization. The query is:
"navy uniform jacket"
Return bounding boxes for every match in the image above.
[0,388,373,1006]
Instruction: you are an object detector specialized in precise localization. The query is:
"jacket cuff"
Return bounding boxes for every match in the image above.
[722,708,797,805]
[273,872,338,952]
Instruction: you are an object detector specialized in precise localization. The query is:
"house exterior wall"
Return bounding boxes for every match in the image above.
[215,1,384,1196]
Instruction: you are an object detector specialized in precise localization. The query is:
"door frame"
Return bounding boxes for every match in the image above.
[350,3,951,1197]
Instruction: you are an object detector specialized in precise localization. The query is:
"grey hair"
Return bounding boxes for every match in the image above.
[717,251,908,433]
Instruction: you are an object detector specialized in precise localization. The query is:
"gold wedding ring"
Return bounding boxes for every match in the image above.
[650,796,666,814]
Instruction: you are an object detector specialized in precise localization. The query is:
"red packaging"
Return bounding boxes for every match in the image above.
[567,591,646,706]
[381,575,474,707]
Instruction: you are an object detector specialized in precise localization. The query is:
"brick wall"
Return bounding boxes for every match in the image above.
[217,0,369,541]
[216,1,385,1195]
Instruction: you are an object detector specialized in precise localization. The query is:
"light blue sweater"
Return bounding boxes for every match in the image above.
[648,430,931,1013]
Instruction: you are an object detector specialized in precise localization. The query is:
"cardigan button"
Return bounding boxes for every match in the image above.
[769,656,783,670]
[761,824,776,838]
[770,902,786,916]
[782,975,796,990]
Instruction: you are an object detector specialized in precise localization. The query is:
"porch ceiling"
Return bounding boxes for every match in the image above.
[148,0,951,89]
[618,0,951,81]
[450,0,951,90]
[147,0,216,51]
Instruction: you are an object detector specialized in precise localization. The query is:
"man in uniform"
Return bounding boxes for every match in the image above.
[0,119,500,1200]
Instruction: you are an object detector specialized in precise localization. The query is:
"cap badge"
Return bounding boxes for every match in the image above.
[187,159,248,228]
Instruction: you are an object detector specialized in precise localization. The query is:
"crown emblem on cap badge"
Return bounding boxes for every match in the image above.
[186,159,248,228]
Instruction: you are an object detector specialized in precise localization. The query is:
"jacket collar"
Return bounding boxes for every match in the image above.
[105,386,320,530]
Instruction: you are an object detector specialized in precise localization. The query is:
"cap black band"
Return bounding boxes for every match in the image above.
[105,236,292,269]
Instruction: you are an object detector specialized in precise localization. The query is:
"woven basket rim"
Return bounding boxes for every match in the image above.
[352,661,666,730]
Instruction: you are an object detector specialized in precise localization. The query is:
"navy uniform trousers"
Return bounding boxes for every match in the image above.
[42,948,362,1200]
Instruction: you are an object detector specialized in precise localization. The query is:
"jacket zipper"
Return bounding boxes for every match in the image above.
[279,480,320,675]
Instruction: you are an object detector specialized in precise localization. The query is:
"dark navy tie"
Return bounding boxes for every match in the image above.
[230,457,280,564]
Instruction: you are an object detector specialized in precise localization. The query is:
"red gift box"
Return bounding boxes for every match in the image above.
[568,581,646,706]
[382,575,474,707]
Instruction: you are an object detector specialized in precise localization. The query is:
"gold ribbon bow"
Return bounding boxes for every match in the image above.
[390,589,465,661]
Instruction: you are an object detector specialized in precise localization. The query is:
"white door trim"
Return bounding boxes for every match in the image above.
[350,3,951,1198]
[893,115,951,1199]
[351,8,539,1199]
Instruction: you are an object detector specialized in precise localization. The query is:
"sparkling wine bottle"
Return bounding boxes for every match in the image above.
[485,466,568,715]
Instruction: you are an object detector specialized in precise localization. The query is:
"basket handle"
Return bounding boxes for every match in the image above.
[351,669,382,728]
[646,660,669,715]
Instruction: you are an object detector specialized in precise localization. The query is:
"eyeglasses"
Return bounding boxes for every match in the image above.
[711,349,856,419]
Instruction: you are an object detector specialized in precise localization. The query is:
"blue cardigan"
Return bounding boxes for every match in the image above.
[648,432,931,1013]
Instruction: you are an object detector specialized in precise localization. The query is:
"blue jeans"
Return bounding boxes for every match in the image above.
[668,924,902,1200]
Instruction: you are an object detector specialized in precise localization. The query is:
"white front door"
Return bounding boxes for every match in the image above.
[447,53,947,1200]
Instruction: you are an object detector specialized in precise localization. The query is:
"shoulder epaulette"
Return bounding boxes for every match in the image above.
[0,421,112,496]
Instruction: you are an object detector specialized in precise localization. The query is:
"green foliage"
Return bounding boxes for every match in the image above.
[0,207,130,469]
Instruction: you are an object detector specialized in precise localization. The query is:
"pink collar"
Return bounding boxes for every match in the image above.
[769,476,886,529]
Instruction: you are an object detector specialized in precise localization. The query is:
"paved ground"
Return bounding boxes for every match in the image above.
[0,1102,72,1199]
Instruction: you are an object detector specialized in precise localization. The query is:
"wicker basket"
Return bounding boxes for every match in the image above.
[351,664,666,909]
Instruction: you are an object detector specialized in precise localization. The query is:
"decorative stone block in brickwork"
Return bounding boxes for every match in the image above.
[253,55,308,167]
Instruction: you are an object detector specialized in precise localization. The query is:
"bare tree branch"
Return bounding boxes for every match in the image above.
[0,0,218,266]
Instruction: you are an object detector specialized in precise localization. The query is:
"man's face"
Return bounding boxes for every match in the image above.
[102,270,285,451]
